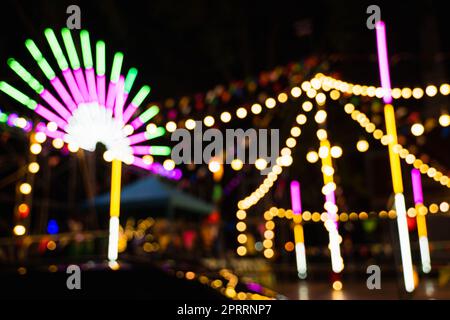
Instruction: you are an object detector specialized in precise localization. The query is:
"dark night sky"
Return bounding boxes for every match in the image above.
[0,0,449,106]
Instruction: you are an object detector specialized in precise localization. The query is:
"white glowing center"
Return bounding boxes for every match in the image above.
[65,102,133,163]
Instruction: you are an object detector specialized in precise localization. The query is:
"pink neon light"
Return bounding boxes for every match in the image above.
[35,105,68,129]
[131,145,150,154]
[325,191,336,205]
[62,69,84,105]
[411,169,424,204]
[41,127,66,140]
[50,77,77,112]
[97,75,106,106]
[130,117,144,130]
[105,81,117,111]
[40,89,72,120]
[73,68,91,102]
[375,21,392,104]
[131,159,181,180]
[85,68,97,102]
[132,156,152,170]
[114,76,125,123]
[35,122,47,132]
[290,180,302,214]
[122,92,129,110]
[122,102,139,124]
[325,191,338,227]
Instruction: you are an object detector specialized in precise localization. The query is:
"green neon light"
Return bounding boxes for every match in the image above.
[26,100,37,110]
[44,28,69,70]
[132,85,151,106]
[0,81,37,109]
[96,41,105,75]
[80,30,93,68]
[149,146,171,156]
[110,52,124,83]
[145,127,165,140]
[139,105,159,123]
[25,39,42,60]
[25,39,56,79]
[61,28,81,69]
[7,58,44,94]
[124,68,138,93]
[0,113,7,123]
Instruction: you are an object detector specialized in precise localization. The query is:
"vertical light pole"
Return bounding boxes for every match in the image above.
[375,20,415,292]
[290,180,307,278]
[320,139,343,274]
[411,168,431,273]
[108,159,122,264]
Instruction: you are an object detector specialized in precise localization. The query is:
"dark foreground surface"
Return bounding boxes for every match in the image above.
[274,278,450,300]
[0,263,226,300]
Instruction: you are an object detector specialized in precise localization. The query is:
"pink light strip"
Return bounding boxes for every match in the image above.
[290,180,302,215]
[411,169,424,204]
[114,76,125,123]
[73,68,91,102]
[35,105,68,129]
[325,192,336,205]
[131,145,150,154]
[325,191,338,227]
[130,117,144,130]
[375,21,392,104]
[37,127,66,140]
[62,68,84,104]
[132,156,152,170]
[85,68,98,102]
[122,102,139,124]
[131,158,181,180]
[40,89,72,120]
[122,92,129,110]
[105,81,117,111]
[50,77,77,112]
[97,75,106,106]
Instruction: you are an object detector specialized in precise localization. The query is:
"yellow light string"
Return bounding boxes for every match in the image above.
[171,268,275,300]
[261,205,449,257]
[313,99,344,273]
[339,102,450,189]
[13,132,43,236]
[260,204,449,259]
[177,86,305,132]
[235,109,311,256]
[313,73,450,100]
[235,96,449,256]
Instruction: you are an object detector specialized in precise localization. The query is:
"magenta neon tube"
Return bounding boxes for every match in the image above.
[375,21,392,104]
[40,89,72,120]
[41,128,66,140]
[35,105,68,129]
[130,117,144,130]
[97,75,106,106]
[105,81,117,111]
[62,69,84,105]
[50,77,77,112]
[132,156,152,170]
[290,180,302,215]
[85,68,97,102]
[131,145,150,154]
[122,102,139,124]
[73,68,91,102]
[114,76,125,122]
[411,169,424,204]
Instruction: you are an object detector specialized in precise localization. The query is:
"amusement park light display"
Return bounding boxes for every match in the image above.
[0,28,179,263]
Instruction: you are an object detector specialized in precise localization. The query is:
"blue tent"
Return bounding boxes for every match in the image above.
[92,176,213,216]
